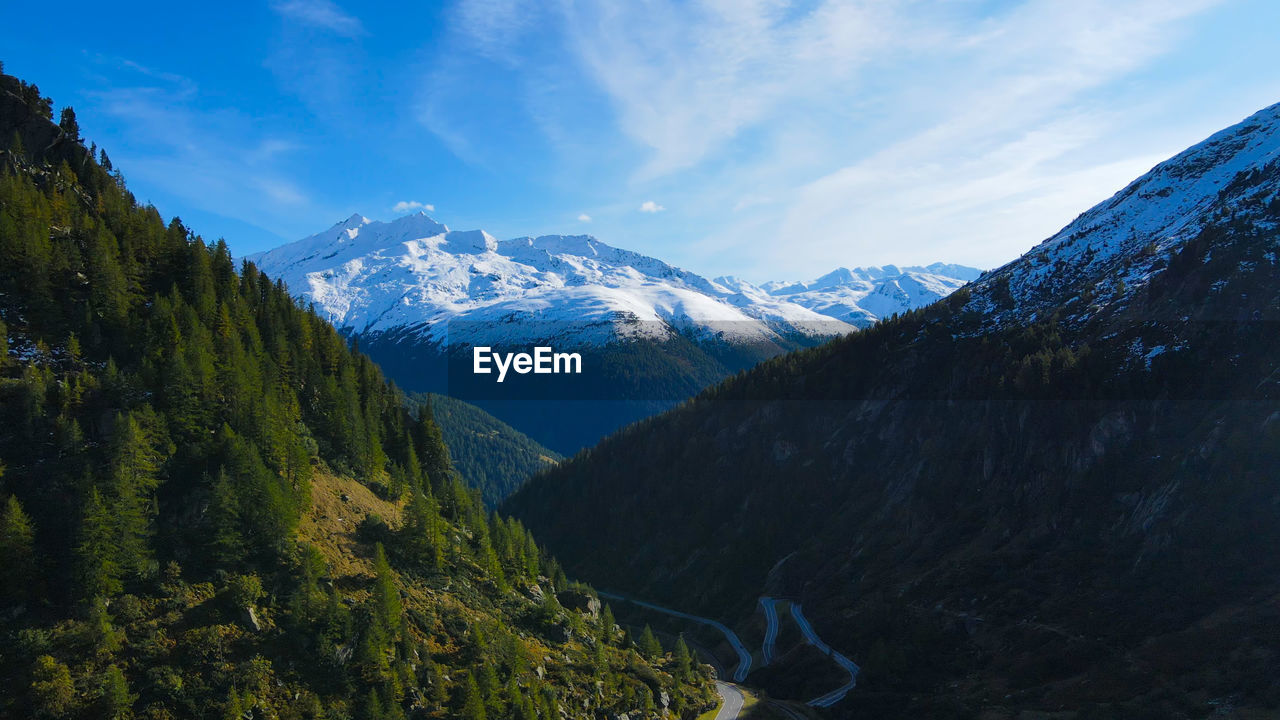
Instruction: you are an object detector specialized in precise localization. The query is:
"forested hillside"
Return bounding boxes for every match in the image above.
[414,394,560,507]
[506,105,1280,717]
[0,67,715,720]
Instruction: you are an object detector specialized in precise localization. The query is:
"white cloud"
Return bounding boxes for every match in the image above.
[453,0,542,62]
[393,200,434,214]
[639,201,665,213]
[81,56,326,255]
[551,0,904,177]
[762,0,1224,271]
[435,0,1238,278]
[270,0,366,37]
[577,213,592,222]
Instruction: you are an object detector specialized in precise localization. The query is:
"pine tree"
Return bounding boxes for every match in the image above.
[220,687,244,720]
[639,625,663,660]
[77,488,122,597]
[599,604,616,644]
[30,655,75,719]
[87,596,123,655]
[0,495,36,604]
[58,107,80,141]
[104,412,163,579]
[458,675,487,720]
[400,488,442,569]
[208,469,244,565]
[361,688,384,720]
[412,402,452,496]
[673,634,693,681]
[99,665,135,720]
[371,543,403,638]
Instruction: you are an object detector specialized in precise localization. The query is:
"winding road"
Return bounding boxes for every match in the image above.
[790,604,860,707]
[713,681,745,720]
[598,590,860,714]
[597,591,753,681]
[759,597,780,666]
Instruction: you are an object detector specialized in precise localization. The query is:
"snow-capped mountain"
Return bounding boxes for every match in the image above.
[716,263,981,327]
[969,100,1280,327]
[247,212,980,452]
[247,214,977,347]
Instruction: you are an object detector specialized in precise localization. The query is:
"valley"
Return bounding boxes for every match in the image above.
[3,19,1279,720]
[503,101,1280,717]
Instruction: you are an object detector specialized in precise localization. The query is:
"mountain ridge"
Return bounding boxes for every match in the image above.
[247,213,980,345]
[248,212,980,452]
[502,99,1280,717]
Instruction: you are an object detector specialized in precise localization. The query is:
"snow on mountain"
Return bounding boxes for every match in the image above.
[248,212,980,347]
[970,101,1280,325]
[736,263,982,327]
[248,214,858,347]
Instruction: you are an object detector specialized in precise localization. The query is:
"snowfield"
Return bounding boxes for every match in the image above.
[248,214,978,349]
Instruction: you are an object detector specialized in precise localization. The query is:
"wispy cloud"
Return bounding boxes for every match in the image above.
[441,0,1227,277]
[265,0,371,123]
[639,201,665,213]
[577,213,592,222]
[270,0,366,37]
[85,58,318,249]
[394,200,434,213]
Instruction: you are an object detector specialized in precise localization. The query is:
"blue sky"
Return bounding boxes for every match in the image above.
[7,0,1280,281]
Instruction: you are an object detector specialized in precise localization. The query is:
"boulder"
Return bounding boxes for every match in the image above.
[556,589,601,617]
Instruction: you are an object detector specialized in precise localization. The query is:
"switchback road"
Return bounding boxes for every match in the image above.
[598,590,753,681]
[759,597,780,666]
[789,603,860,707]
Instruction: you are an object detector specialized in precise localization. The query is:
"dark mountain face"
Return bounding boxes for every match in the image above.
[357,327,804,454]
[504,105,1280,717]
[416,392,562,506]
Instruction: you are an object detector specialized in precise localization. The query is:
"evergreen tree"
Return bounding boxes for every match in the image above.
[599,604,616,644]
[371,543,403,638]
[0,494,35,604]
[458,675,487,720]
[87,596,123,656]
[673,634,693,681]
[361,688,383,720]
[104,411,164,579]
[400,488,442,569]
[30,655,75,719]
[77,488,122,597]
[207,469,244,565]
[99,665,135,720]
[638,625,663,660]
[58,107,80,141]
[220,687,244,720]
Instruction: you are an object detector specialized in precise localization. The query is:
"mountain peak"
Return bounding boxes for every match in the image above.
[969,99,1280,327]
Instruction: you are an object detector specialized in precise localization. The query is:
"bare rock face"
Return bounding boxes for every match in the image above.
[556,588,601,617]
[243,605,262,633]
[546,622,572,643]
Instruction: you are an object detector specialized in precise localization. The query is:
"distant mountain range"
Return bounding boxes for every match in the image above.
[247,214,977,342]
[248,217,978,450]
[503,102,1280,717]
